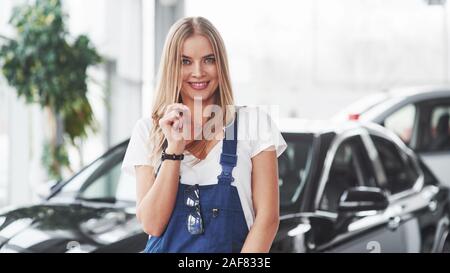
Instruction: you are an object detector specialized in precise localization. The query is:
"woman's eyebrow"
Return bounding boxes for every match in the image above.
[182,54,215,59]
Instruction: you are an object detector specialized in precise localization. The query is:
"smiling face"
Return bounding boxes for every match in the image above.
[180,34,219,106]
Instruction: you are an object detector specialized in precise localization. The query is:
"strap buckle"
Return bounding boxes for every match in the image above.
[220,153,237,167]
[217,173,235,183]
[217,165,235,182]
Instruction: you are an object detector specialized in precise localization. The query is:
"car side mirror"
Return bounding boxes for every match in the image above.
[338,187,389,213]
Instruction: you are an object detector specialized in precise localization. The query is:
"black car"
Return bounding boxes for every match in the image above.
[0,142,147,253]
[272,119,450,253]
[0,120,449,252]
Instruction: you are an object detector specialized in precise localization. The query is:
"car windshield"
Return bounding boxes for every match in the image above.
[50,144,135,204]
[278,133,314,214]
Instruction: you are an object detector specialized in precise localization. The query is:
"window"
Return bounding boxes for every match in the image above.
[384,104,416,145]
[52,146,135,203]
[78,164,121,201]
[77,160,136,203]
[371,135,418,194]
[278,133,314,213]
[428,105,450,151]
[319,136,375,213]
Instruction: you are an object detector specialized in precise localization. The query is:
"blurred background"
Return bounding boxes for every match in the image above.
[0,0,449,211]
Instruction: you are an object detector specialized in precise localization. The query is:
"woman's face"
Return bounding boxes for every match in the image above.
[180,34,219,105]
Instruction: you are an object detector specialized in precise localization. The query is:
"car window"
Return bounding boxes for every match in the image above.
[383,104,416,145]
[77,161,136,203]
[428,105,450,151]
[371,135,418,194]
[278,133,314,213]
[51,145,135,203]
[319,135,375,213]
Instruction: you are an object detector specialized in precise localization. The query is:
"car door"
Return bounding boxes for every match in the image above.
[315,132,406,253]
[366,133,442,253]
[414,99,450,187]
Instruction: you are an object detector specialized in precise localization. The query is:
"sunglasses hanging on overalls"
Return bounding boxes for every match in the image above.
[143,107,249,253]
[185,184,204,235]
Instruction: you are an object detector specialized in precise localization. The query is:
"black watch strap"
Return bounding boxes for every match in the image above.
[161,149,184,161]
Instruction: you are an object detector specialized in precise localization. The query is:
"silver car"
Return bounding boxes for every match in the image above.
[334,85,450,186]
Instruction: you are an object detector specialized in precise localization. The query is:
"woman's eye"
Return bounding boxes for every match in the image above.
[204,57,215,64]
[182,59,191,65]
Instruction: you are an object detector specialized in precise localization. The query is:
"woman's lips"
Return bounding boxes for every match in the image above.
[188,81,210,90]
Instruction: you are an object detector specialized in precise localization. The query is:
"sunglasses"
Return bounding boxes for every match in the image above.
[184,184,204,235]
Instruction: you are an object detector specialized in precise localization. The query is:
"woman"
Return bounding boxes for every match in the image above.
[121,16,286,253]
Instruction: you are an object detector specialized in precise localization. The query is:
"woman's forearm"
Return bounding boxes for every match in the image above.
[240,216,279,253]
[137,160,181,236]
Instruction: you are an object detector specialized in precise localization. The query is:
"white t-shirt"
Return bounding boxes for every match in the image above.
[121,106,287,229]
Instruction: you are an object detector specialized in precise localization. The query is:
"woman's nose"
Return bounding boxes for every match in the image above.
[191,62,204,77]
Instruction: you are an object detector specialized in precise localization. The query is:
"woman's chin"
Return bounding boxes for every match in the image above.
[185,91,216,103]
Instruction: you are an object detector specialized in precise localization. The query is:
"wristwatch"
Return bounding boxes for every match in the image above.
[161,148,184,161]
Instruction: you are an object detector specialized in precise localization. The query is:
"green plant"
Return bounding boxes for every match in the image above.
[0,0,101,180]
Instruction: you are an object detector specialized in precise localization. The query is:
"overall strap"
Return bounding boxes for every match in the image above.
[217,107,238,184]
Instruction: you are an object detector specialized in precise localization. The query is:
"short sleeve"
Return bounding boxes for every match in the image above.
[121,117,154,177]
[247,107,287,158]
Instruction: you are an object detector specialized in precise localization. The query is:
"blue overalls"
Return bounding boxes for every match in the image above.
[143,110,249,253]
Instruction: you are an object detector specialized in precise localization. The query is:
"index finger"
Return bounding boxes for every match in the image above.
[165,103,189,117]
[165,103,187,114]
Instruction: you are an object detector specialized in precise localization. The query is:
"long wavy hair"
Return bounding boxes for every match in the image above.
[148,17,235,168]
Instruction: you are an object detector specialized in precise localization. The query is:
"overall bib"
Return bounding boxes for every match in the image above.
[143,110,249,253]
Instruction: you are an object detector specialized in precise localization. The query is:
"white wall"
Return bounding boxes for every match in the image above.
[185,0,450,119]
[0,0,36,207]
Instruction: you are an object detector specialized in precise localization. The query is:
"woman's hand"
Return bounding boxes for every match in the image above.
[137,103,191,236]
[159,103,191,154]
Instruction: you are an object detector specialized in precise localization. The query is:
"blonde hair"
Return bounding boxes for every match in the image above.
[149,17,235,168]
